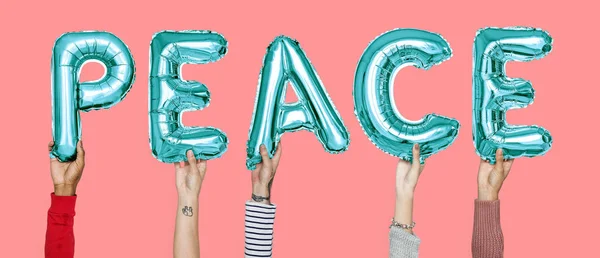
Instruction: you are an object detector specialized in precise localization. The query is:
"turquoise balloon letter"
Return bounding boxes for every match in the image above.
[354,29,460,163]
[246,36,349,170]
[149,31,228,163]
[51,31,135,162]
[473,27,553,163]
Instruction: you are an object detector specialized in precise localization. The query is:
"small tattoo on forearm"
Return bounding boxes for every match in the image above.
[251,193,270,202]
[182,206,193,217]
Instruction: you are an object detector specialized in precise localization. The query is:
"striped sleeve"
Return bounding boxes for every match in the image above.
[245,201,276,258]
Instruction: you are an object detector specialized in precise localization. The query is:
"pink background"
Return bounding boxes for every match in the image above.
[0,0,598,257]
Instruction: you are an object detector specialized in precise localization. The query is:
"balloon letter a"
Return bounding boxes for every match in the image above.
[246,36,349,170]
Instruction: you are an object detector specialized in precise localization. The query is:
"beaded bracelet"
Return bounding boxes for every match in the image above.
[390,218,416,229]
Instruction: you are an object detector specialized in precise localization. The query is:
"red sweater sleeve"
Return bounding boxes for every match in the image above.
[45,193,77,258]
[472,200,503,258]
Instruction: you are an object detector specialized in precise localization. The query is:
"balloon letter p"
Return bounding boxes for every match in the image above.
[51,31,135,162]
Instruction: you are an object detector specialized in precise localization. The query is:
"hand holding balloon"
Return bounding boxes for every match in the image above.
[394,143,425,234]
[173,150,206,258]
[477,149,514,201]
[396,144,425,197]
[251,144,282,205]
[175,150,207,201]
[49,140,85,196]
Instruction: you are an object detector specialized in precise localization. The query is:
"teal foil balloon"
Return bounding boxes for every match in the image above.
[246,36,349,170]
[473,27,553,163]
[354,29,460,163]
[149,31,228,163]
[51,31,135,162]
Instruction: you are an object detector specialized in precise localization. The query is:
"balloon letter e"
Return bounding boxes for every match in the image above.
[473,27,553,163]
[149,31,229,163]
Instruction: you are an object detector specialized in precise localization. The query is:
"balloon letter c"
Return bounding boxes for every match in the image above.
[354,29,460,163]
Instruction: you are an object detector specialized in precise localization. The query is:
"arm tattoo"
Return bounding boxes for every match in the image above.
[251,193,270,202]
[182,206,193,217]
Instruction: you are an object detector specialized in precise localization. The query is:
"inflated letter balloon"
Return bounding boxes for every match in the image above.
[246,36,349,170]
[354,29,460,163]
[473,27,553,163]
[149,31,228,163]
[51,31,135,162]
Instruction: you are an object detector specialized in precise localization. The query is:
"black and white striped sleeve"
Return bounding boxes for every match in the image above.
[244,201,276,258]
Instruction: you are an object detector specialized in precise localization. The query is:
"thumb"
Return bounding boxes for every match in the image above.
[494,149,504,171]
[186,150,197,165]
[411,143,421,170]
[259,145,271,166]
[197,160,207,178]
[75,140,85,163]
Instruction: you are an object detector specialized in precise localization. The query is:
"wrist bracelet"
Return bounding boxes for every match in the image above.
[251,193,270,202]
[390,218,416,229]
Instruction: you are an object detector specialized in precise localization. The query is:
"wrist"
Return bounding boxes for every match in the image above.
[178,195,199,205]
[477,189,499,201]
[396,188,415,200]
[54,184,77,196]
[252,184,270,197]
[251,185,271,205]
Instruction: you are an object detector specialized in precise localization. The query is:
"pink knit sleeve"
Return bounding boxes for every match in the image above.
[472,200,503,258]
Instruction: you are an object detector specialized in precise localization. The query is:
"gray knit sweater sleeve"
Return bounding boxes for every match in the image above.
[389,227,421,258]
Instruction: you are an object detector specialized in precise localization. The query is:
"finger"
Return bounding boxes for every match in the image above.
[411,143,421,170]
[75,140,85,163]
[174,162,181,169]
[259,144,271,167]
[197,160,207,178]
[186,150,197,169]
[48,141,58,161]
[252,163,263,176]
[272,142,283,169]
[494,149,504,171]
[504,159,514,176]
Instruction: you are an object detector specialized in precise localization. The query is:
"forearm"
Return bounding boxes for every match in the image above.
[389,193,420,258]
[394,193,414,234]
[244,201,276,258]
[471,200,503,258]
[174,196,199,258]
[45,193,77,258]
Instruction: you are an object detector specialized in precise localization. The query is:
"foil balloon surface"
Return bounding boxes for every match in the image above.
[246,36,350,170]
[473,27,553,163]
[149,30,229,163]
[51,31,135,162]
[354,28,460,163]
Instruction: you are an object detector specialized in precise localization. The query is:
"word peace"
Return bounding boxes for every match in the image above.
[50,27,553,167]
